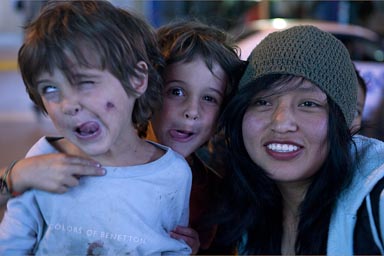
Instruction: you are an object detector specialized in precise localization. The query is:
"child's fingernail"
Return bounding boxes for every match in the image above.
[97,168,107,175]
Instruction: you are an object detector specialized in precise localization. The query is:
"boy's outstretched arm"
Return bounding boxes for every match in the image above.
[0,154,106,206]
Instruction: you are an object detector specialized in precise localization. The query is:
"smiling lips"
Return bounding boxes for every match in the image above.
[265,142,302,160]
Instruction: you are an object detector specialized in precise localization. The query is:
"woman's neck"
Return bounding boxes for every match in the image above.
[277,179,312,255]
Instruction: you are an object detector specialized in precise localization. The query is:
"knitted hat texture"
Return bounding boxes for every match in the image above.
[239,25,358,125]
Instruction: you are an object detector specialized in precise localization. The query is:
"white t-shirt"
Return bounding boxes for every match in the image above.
[0,137,192,255]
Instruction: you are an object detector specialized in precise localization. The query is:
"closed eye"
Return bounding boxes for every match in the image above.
[77,80,95,90]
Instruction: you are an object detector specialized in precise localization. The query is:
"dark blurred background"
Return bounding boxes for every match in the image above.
[1,0,384,166]
[141,1,384,36]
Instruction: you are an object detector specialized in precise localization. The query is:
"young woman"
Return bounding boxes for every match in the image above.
[213,25,384,254]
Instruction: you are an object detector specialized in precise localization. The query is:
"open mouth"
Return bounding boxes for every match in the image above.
[75,121,100,138]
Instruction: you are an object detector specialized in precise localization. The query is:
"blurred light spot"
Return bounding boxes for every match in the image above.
[272,18,287,30]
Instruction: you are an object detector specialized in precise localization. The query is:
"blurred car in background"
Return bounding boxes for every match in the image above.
[234,18,384,140]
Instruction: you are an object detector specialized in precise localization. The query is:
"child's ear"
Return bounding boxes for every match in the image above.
[130,61,148,95]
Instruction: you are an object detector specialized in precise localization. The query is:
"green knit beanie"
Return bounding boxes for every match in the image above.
[239,25,358,126]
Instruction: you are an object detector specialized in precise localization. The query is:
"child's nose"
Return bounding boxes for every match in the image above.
[184,100,199,120]
[61,96,81,116]
[184,112,198,120]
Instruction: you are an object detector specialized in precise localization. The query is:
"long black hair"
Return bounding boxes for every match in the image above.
[214,74,355,254]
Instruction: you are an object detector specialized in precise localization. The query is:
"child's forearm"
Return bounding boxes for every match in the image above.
[0,155,106,210]
[0,159,34,211]
[0,166,12,207]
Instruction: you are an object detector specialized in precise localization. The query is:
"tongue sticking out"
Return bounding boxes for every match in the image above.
[76,122,100,136]
[170,129,193,139]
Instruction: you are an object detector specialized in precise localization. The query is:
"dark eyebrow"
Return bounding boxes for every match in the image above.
[36,79,52,84]
[165,79,185,85]
[72,73,102,79]
[209,87,225,98]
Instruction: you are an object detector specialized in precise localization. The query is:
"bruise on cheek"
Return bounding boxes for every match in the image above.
[106,102,115,110]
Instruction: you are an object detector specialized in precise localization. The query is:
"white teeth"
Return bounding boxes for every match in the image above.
[267,143,299,152]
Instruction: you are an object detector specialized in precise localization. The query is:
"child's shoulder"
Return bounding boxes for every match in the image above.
[26,136,63,157]
[26,136,80,158]
[147,140,187,162]
[147,140,191,175]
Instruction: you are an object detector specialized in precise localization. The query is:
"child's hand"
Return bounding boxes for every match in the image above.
[11,154,105,194]
[170,226,200,254]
